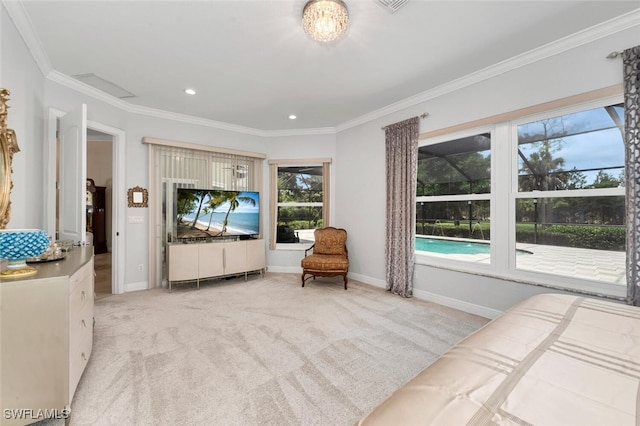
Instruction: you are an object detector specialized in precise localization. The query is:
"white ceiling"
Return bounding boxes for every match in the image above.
[15,0,640,132]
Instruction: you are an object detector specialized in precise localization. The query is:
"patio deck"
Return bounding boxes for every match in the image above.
[417,242,626,286]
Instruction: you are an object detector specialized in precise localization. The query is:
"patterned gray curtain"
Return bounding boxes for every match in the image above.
[385,117,419,298]
[624,45,640,306]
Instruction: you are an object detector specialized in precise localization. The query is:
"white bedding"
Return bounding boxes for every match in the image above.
[358,293,640,425]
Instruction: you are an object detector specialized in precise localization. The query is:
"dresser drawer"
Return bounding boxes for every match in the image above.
[70,259,94,294]
[69,302,93,400]
[70,278,93,314]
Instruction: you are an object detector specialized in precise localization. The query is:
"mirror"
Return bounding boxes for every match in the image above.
[0,89,20,229]
[127,186,148,208]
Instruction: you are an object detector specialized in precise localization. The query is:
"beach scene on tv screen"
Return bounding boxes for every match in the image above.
[176,189,259,239]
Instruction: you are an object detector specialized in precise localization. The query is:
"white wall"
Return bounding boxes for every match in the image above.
[335,24,639,317]
[1,5,46,229]
[3,1,638,315]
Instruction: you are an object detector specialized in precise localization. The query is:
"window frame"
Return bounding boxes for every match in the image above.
[415,93,626,299]
[415,126,495,270]
[268,158,332,250]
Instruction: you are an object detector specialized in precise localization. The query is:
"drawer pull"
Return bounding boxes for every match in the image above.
[81,319,86,328]
[81,352,87,361]
[81,290,86,300]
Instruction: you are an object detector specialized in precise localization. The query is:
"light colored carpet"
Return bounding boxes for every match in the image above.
[56,273,489,425]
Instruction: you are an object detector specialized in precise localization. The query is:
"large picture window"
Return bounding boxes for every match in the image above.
[416,96,626,296]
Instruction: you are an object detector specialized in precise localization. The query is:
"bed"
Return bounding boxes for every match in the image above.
[358,293,640,425]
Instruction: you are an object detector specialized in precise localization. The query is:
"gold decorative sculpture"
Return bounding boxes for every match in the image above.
[0,89,20,229]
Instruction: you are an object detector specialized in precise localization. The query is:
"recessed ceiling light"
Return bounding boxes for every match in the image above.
[185,88,196,95]
[289,114,297,120]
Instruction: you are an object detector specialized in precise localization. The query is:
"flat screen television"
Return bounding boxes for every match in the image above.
[175,188,260,240]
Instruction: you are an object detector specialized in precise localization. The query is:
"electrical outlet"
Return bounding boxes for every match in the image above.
[138,264,143,271]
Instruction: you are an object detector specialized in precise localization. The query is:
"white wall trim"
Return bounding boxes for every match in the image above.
[412,288,502,320]
[124,281,148,293]
[5,2,638,137]
[347,272,386,289]
[267,267,501,319]
[86,120,126,295]
[346,271,501,319]
[44,107,64,237]
[267,265,301,274]
[335,9,640,133]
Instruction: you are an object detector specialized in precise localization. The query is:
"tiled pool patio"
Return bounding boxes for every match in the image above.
[417,242,626,286]
[516,243,625,285]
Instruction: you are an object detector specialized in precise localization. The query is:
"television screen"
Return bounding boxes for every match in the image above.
[175,189,260,240]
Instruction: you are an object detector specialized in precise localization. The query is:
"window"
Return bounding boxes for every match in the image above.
[269,159,331,249]
[415,96,626,296]
[514,103,625,283]
[416,131,492,262]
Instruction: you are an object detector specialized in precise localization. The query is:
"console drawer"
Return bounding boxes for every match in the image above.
[69,302,93,399]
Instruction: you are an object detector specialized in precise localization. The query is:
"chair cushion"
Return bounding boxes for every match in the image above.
[313,227,347,256]
[301,254,349,271]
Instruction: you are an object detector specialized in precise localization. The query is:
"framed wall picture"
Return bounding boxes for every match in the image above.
[127,186,148,208]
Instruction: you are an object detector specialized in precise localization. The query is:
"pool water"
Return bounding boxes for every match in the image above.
[415,237,489,255]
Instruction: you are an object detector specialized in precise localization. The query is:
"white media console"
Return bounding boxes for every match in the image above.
[167,238,265,291]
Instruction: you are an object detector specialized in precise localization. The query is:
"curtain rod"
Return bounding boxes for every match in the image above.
[381,113,428,130]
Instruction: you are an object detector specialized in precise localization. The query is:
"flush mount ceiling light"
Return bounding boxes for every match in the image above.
[184,88,196,95]
[302,0,349,43]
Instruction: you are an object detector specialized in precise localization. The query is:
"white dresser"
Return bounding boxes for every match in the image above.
[0,247,94,425]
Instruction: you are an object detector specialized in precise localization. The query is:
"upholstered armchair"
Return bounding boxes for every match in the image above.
[301,227,349,289]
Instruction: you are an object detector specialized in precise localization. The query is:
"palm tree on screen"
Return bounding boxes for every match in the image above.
[216,192,256,236]
[189,190,212,229]
[205,193,226,231]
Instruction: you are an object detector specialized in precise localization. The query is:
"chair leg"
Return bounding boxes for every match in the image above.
[301,272,306,287]
[344,274,348,290]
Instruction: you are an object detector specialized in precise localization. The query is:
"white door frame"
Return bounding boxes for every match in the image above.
[45,108,126,294]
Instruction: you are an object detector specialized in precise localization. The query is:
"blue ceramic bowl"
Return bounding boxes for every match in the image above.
[0,229,50,262]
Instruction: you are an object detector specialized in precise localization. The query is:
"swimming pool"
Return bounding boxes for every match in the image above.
[415,237,532,256]
[415,237,490,255]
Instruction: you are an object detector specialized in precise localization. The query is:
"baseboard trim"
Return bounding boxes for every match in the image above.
[125,281,148,292]
[266,268,501,319]
[412,288,502,319]
[349,272,501,319]
[266,265,301,274]
[347,272,386,289]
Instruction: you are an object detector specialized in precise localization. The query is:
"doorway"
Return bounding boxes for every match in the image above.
[87,130,113,299]
[47,107,125,295]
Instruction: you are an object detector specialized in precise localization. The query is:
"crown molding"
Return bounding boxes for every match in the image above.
[46,71,268,137]
[263,127,337,137]
[2,0,52,75]
[47,70,130,109]
[48,69,338,137]
[335,8,640,133]
[6,1,639,137]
